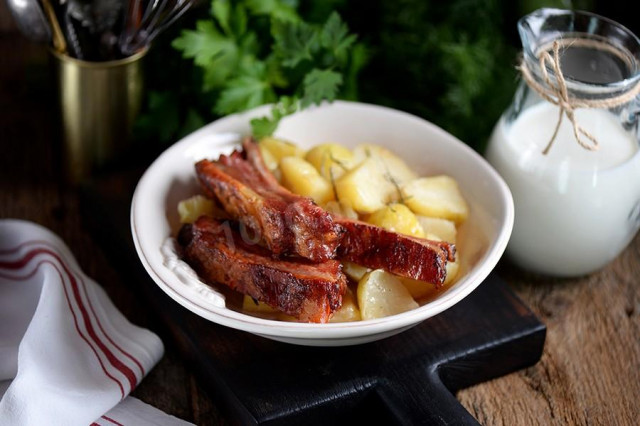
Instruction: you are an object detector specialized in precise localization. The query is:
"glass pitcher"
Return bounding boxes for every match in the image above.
[485,8,640,277]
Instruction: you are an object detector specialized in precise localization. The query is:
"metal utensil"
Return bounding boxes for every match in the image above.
[119,0,143,53]
[64,0,125,60]
[41,0,68,54]
[5,0,51,43]
[62,8,84,59]
[119,0,193,56]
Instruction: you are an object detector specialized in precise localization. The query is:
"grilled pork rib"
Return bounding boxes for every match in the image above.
[335,218,455,286]
[195,144,343,262]
[179,216,346,323]
[245,138,455,283]
[194,137,455,286]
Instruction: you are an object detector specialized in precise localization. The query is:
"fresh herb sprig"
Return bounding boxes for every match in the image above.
[171,0,366,139]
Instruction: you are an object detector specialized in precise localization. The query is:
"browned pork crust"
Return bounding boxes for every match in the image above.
[238,138,456,285]
[179,216,347,323]
[191,137,455,288]
[195,141,344,262]
[335,218,455,286]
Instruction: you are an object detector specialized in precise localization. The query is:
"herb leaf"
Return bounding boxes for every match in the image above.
[172,21,239,90]
[215,75,276,114]
[271,19,318,68]
[171,1,364,140]
[320,12,357,64]
[244,0,299,22]
[212,0,233,36]
[301,68,342,108]
[250,95,298,138]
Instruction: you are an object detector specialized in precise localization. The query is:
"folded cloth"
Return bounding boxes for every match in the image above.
[0,219,191,425]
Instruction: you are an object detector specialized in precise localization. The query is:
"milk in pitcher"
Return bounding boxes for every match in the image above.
[487,103,640,275]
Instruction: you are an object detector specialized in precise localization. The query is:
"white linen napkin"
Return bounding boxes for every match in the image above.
[0,219,192,426]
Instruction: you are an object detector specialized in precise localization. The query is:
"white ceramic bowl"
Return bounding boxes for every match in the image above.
[131,101,513,346]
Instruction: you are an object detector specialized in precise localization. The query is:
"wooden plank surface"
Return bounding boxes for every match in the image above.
[458,254,640,426]
[1,35,639,425]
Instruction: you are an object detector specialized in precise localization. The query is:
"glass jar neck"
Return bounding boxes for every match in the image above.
[519,8,640,101]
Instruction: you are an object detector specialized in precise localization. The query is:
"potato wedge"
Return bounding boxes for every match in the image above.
[366,203,425,237]
[323,200,359,220]
[305,143,355,181]
[334,157,392,213]
[280,156,335,204]
[357,269,419,319]
[443,261,460,286]
[416,215,457,244]
[329,286,361,323]
[177,195,216,224]
[242,295,279,314]
[353,144,417,191]
[399,261,460,299]
[402,176,469,224]
[242,295,301,322]
[259,137,305,161]
[342,261,369,282]
[258,143,279,172]
[352,143,399,163]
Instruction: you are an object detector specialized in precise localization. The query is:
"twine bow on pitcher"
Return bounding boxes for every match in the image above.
[518,38,640,155]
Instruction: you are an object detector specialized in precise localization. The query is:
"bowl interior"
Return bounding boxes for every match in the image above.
[131,101,513,345]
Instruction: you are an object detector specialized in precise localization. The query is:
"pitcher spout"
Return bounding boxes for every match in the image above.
[518,8,640,90]
[516,8,560,61]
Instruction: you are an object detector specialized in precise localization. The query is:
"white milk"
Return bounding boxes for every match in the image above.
[486,102,640,276]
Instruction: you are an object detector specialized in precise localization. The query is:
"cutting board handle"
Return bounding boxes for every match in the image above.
[376,366,479,425]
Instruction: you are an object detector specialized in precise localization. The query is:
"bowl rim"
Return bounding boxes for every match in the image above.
[130,100,514,340]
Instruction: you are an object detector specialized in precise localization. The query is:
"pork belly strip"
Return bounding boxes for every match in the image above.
[178,216,346,323]
[335,218,456,286]
[235,138,456,285]
[195,144,343,262]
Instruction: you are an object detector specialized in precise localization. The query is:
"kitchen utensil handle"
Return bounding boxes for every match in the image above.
[41,0,67,54]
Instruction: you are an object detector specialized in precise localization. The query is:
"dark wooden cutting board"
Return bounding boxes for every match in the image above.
[81,171,546,426]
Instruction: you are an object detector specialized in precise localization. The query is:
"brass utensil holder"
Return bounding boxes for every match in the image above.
[52,49,147,183]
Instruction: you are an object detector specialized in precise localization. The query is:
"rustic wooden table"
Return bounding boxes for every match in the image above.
[1,34,639,426]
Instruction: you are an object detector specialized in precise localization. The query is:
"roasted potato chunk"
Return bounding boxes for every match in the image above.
[177,195,216,224]
[357,269,419,319]
[334,144,418,210]
[366,203,426,237]
[305,143,355,181]
[242,295,279,317]
[353,144,417,192]
[329,286,361,323]
[259,137,305,161]
[334,158,392,213]
[258,143,279,172]
[280,156,335,204]
[342,261,370,282]
[416,215,457,244]
[402,176,469,224]
[323,200,359,220]
[399,261,460,299]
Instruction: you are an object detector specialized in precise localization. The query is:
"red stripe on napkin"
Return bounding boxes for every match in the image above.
[50,261,128,398]
[2,240,146,377]
[0,244,142,396]
[101,415,125,425]
[0,257,126,397]
[81,277,147,377]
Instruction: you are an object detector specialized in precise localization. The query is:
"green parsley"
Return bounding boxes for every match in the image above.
[172,0,365,139]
